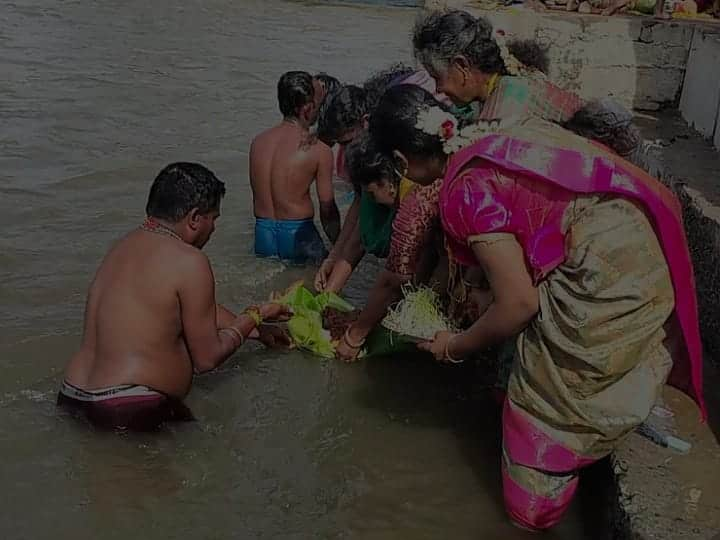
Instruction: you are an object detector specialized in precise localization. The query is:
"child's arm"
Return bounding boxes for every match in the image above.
[315,143,341,243]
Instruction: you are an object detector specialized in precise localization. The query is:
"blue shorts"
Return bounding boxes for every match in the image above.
[254,217,328,264]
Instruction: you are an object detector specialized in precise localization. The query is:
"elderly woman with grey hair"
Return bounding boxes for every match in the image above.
[407,8,643,341]
[412,9,641,159]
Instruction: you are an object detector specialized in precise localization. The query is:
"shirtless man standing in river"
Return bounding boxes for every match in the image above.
[250,71,340,264]
[59,162,290,431]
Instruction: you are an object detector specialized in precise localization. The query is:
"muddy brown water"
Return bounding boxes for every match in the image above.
[0,1,609,538]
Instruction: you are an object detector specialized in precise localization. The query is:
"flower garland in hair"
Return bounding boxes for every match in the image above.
[415,106,518,154]
[415,107,457,153]
[494,29,547,80]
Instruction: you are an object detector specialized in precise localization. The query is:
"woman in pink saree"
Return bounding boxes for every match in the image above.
[369,85,706,531]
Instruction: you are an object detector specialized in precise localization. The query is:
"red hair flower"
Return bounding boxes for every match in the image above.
[440,119,455,140]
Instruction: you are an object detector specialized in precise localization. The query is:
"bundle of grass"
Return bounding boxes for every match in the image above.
[381,285,455,341]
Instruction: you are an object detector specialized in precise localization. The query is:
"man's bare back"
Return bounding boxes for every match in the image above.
[60,163,290,431]
[250,121,332,221]
[65,229,203,398]
[249,71,340,263]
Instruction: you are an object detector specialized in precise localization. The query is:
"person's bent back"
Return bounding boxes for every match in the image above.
[249,71,340,264]
[59,162,288,431]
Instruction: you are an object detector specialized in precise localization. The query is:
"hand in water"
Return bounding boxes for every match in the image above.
[335,337,362,362]
[259,303,291,322]
[252,324,293,349]
[314,256,336,292]
[418,331,462,364]
[315,256,354,294]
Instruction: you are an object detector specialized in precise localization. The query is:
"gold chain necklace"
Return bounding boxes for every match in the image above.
[140,217,183,242]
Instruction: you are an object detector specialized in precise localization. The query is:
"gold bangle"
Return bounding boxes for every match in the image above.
[444,335,464,364]
[221,327,245,348]
[343,327,365,349]
[242,306,263,327]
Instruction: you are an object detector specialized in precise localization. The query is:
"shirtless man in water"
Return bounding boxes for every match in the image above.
[59,162,291,431]
[250,71,340,264]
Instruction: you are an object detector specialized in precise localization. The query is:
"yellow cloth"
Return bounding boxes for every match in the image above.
[398,177,415,201]
[485,73,501,98]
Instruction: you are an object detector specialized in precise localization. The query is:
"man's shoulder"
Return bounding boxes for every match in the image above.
[129,234,211,278]
[307,138,333,162]
[162,245,213,294]
[250,125,281,150]
[93,232,212,302]
[173,243,211,271]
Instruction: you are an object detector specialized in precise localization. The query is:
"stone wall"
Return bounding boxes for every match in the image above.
[680,28,720,151]
[422,2,696,111]
[636,113,720,367]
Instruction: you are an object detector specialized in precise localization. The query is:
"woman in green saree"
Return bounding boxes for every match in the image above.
[331,133,448,360]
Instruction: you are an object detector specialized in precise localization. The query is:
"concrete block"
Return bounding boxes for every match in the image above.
[632,35,694,70]
[679,31,720,139]
[634,66,687,109]
[635,18,696,49]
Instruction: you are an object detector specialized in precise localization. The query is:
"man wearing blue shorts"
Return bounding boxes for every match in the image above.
[249,71,340,264]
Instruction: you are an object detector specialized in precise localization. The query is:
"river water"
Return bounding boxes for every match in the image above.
[0,1,608,538]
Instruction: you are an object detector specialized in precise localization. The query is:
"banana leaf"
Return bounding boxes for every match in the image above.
[272,282,354,357]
